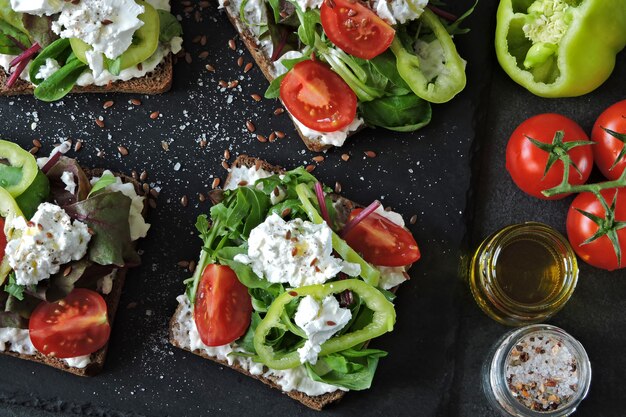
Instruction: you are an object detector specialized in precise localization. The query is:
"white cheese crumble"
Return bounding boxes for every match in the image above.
[372,0,428,25]
[5,203,91,286]
[90,170,150,241]
[60,171,77,194]
[292,0,324,10]
[378,266,409,290]
[234,213,360,288]
[294,295,351,364]
[51,0,145,60]
[10,0,63,16]
[292,115,364,147]
[35,58,61,80]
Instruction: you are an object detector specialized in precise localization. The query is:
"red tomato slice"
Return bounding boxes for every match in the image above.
[0,218,6,263]
[344,209,420,267]
[592,100,626,181]
[29,288,110,358]
[320,0,395,59]
[194,264,252,347]
[280,59,357,132]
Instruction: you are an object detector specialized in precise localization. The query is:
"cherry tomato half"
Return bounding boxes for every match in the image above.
[506,114,593,200]
[320,0,395,60]
[567,188,626,271]
[29,288,111,358]
[343,209,420,267]
[592,100,626,181]
[194,264,252,347]
[280,59,357,132]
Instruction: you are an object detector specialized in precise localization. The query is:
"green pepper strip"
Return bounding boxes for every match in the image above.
[389,9,467,104]
[295,183,380,287]
[0,139,39,198]
[253,279,395,370]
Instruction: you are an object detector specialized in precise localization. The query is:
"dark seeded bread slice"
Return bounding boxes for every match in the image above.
[0,54,173,96]
[220,6,363,152]
[0,168,147,376]
[169,155,407,410]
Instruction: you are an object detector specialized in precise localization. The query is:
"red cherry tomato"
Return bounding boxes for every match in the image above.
[566,188,626,271]
[506,113,594,200]
[343,209,420,267]
[320,0,395,60]
[194,264,252,347]
[280,59,357,132]
[592,100,626,181]
[29,288,111,358]
[0,218,6,263]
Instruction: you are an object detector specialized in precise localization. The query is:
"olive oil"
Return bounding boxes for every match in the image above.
[469,223,578,326]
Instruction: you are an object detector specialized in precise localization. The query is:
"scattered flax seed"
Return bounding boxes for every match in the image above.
[212,178,221,189]
[275,130,286,139]
[222,160,230,170]
[117,146,129,156]
[161,141,170,151]
[257,134,267,143]
[126,301,138,309]
[95,118,105,128]
[218,80,228,88]
[251,93,262,102]
[410,215,418,225]
[223,149,230,160]
[188,260,196,273]
[268,132,276,142]
[103,100,114,109]
[180,195,189,207]
[150,111,160,119]
[32,139,42,148]
[365,150,377,158]
[281,208,291,217]
[334,181,342,193]
[228,80,239,88]
[140,170,148,181]
[237,57,244,67]
[131,170,138,180]
[130,98,141,106]
[312,155,324,163]
[198,193,206,202]
[274,107,285,115]
[205,64,215,72]
[306,165,315,172]
[142,183,150,194]
[198,51,209,59]
[184,52,192,64]
[199,139,207,148]
[29,147,39,155]
[177,260,190,268]
[246,120,256,132]
[74,140,83,152]
[341,153,350,161]
[148,199,157,209]
[149,188,159,199]
[244,62,253,73]
[228,39,236,50]
[97,149,105,158]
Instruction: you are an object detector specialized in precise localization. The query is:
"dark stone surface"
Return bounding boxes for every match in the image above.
[0,1,623,416]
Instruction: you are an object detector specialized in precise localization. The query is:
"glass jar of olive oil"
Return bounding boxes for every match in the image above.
[469,222,578,326]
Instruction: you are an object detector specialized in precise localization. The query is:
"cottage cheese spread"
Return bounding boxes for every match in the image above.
[5,203,91,286]
[234,213,361,288]
[294,295,351,364]
[372,0,428,25]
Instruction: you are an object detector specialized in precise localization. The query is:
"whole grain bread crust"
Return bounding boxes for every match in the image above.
[0,54,173,97]
[0,168,147,376]
[220,7,363,152]
[168,155,410,410]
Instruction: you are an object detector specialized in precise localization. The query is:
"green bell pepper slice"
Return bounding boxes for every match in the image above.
[295,183,380,287]
[253,279,396,370]
[389,9,467,104]
[495,0,626,98]
[0,139,39,198]
[0,186,23,286]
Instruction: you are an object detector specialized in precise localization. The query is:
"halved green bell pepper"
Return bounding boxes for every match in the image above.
[0,140,39,197]
[495,0,626,98]
[253,279,396,370]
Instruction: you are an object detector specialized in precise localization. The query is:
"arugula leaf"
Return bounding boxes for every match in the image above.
[294,6,320,47]
[236,311,263,354]
[88,173,116,197]
[158,10,183,43]
[64,191,140,267]
[217,246,275,290]
[4,273,24,301]
[305,348,388,390]
[360,94,432,132]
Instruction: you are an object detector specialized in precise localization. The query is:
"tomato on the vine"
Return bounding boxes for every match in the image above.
[320,0,395,60]
[194,264,252,347]
[592,100,626,181]
[566,188,626,271]
[506,114,594,200]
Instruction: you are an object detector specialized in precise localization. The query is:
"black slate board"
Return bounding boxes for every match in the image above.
[0,1,623,416]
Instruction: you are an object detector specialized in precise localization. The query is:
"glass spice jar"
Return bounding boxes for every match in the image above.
[469,222,579,326]
[483,324,592,417]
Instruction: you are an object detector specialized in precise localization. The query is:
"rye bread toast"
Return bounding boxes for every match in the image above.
[0,168,147,376]
[219,5,362,152]
[0,54,173,97]
[168,155,408,410]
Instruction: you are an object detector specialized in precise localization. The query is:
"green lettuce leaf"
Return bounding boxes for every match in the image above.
[46,156,92,206]
[305,348,388,390]
[158,10,183,43]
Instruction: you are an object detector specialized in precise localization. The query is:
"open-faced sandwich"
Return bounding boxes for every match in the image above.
[217,0,473,151]
[0,0,183,101]
[0,140,150,375]
[169,155,420,409]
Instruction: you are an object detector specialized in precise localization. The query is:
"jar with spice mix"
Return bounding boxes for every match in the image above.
[483,324,591,416]
[469,222,578,326]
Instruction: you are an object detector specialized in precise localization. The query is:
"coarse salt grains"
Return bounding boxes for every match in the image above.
[484,325,591,417]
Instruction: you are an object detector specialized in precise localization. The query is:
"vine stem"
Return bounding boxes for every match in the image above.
[542,168,626,198]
